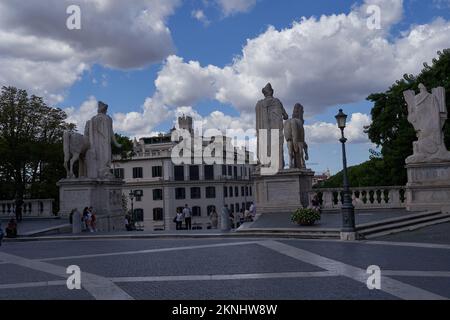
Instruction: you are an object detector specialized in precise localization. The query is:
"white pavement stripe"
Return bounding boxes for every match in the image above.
[0,252,134,300]
[38,241,260,262]
[259,240,447,301]
[383,271,450,277]
[0,280,66,290]
[110,271,337,283]
[363,241,450,250]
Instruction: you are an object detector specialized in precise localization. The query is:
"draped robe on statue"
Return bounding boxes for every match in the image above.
[255,96,288,171]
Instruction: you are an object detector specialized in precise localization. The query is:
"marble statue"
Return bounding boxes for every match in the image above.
[284,103,309,169]
[255,83,288,172]
[63,101,122,179]
[404,84,450,164]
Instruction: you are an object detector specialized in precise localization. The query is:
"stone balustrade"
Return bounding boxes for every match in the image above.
[309,187,406,210]
[0,199,54,217]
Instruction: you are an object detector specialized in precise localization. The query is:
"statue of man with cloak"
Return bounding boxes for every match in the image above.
[255,83,289,172]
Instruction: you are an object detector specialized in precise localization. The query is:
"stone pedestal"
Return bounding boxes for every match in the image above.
[406,161,450,212]
[58,178,124,232]
[253,169,314,214]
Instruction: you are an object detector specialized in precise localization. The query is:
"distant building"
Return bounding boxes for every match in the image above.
[312,169,331,187]
[112,116,255,231]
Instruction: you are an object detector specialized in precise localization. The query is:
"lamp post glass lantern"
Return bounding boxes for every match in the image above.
[335,109,356,234]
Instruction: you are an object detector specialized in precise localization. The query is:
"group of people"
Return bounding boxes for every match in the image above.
[70,207,97,232]
[174,204,194,230]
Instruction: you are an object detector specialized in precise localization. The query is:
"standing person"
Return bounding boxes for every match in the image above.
[182,204,192,230]
[0,221,4,246]
[249,202,256,218]
[15,199,23,222]
[175,209,184,230]
[311,195,321,213]
[210,208,219,229]
[90,207,97,232]
[86,208,93,233]
[82,207,89,231]
[5,219,18,238]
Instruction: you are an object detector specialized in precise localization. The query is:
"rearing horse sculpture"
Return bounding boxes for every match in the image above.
[63,125,90,178]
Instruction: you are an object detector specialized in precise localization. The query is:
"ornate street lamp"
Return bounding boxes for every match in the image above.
[129,190,135,223]
[335,109,356,240]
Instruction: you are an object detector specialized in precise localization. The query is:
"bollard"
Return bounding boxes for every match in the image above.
[72,209,82,234]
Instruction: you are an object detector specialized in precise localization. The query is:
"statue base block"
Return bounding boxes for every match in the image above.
[57,178,124,232]
[253,169,314,214]
[406,161,450,212]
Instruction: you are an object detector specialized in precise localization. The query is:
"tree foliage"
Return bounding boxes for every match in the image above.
[366,49,450,186]
[0,86,74,205]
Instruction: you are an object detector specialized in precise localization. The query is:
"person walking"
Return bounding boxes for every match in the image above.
[182,204,192,230]
[210,208,219,229]
[249,202,256,218]
[175,209,184,230]
[0,221,4,246]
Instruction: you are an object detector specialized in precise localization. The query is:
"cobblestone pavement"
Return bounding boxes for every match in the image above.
[0,237,449,300]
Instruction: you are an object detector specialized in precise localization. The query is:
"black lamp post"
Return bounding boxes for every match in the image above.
[129,190,135,223]
[335,109,356,235]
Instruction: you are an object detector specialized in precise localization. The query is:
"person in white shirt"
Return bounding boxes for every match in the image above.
[182,204,192,230]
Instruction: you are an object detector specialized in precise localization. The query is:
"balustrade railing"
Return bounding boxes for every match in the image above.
[0,199,54,217]
[309,187,406,210]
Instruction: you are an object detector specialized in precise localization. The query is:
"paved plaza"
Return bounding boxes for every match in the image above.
[1,223,450,300]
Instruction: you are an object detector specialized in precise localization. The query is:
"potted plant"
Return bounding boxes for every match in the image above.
[291,208,321,226]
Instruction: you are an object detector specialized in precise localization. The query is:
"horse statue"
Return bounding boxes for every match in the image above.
[63,127,90,178]
[284,103,309,169]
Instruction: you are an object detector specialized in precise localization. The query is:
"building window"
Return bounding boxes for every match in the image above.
[241,186,245,197]
[228,165,232,176]
[174,166,184,181]
[234,166,238,178]
[206,187,216,199]
[189,165,199,181]
[134,190,143,202]
[175,188,186,200]
[114,168,124,179]
[236,203,240,213]
[153,208,164,221]
[134,209,144,222]
[153,189,163,201]
[229,186,233,198]
[133,167,143,179]
[235,187,239,198]
[152,166,162,178]
[207,205,216,216]
[230,204,235,213]
[245,186,249,197]
[224,186,228,198]
[204,165,214,180]
[190,187,201,199]
[192,206,201,217]
[222,165,227,176]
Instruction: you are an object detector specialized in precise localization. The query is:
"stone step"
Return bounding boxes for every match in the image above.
[20,224,72,237]
[362,217,450,240]
[356,210,443,231]
[358,213,449,236]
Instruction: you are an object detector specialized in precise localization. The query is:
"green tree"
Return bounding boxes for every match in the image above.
[366,49,450,186]
[112,133,133,160]
[0,86,74,207]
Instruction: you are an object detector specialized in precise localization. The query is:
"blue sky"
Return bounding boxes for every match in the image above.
[1,0,450,174]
